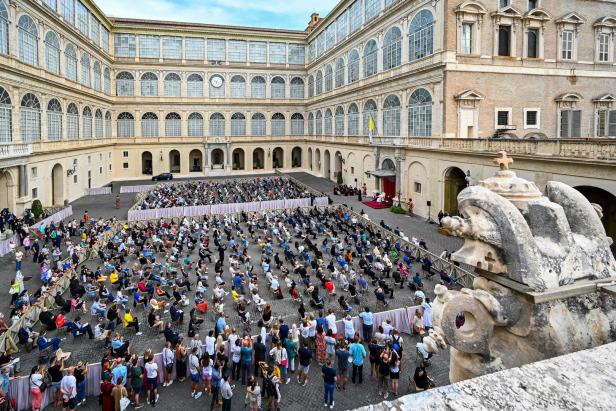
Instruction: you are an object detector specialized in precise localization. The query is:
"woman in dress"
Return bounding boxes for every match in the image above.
[315,325,327,365]
[246,376,261,411]
[100,374,115,411]
[29,365,45,411]
[175,338,188,382]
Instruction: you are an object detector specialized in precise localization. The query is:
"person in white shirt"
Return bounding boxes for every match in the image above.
[162,341,175,387]
[381,319,393,337]
[145,356,159,406]
[60,366,77,410]
[188,347,202,399]
[204,331,216,357]
[325,310,338,337]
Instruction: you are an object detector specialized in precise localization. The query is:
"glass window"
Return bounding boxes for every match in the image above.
[209,113,225,136]
[409,88,432,136]
[461,23,473,54]
[335,106,345,136]
[251,113,265,136]
[498,26,511,56]
[326,24,336,50]
[561,30,574,60]
[47,99,63,141]
[93,61,101,91]
[228,40,247,62]
[89,14,99,44]
[409,10,434,61]
[207,38,226,61]
[382,95,400,137]
[115,33,136,57]
[67,103,79,139]
[363,99,378,135]
[560,109,581,137]
[103,67,111,94]
[141,72,158,97]
[324,65,333,92]
[288,44,305,65]
[315,70,323,95]
[308,113,314,135]
[117,112,134,138]
[271,113,285,136]
[163,36,182,59]
[44,0,56,10]
[347,104,359,136]
[188,112,203,136]
[348,50,360,83]
[315,110,323,135]
[165,113,181,137]
[80,52,90,87]
[65,43,77,81]
[18,15,38,66]
[308,41,316,62]
[290,77,304,99]
[101,27,109,52]
[77,1,88,36]
[349,1,362,33]
[105,111,112,137]
[230,75,246,98]
[291,113,304,135]
[335,58,345,88]
[365,0,381,22]
[61,0,75,25]
[231,113,246,136]
[82,106,92,139]
[271,76,285,99]
[140,35,160,58]
[383,27,402,70]
[317,33,325,57]
[598,33,609,62]
[164,73,181,97]
[0,1,7,55]
[527,28,538,58]
[337,11,348,42]
[269,43,286,64]
[187,73,203,97]
[185,37,205,60]
[249,41,267,63]
[141,112,158,137]
[45,31,61,75]
[116,71,134,96]
[95,109,103,138]
[308,75,314,98]
[364,40,378,77]
[0,87,11,143]
[251,76,266,98]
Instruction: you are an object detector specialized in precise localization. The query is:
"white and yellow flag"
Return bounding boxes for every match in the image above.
[368,114,376,144]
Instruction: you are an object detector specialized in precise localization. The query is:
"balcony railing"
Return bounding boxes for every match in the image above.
[0,143,33,160]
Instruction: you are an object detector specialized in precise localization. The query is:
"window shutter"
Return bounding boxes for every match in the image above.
[571,110,581,137]
[609,110,616,137]
[560,110,570,138]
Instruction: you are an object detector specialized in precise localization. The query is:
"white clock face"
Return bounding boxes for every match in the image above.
[210,76,223,88]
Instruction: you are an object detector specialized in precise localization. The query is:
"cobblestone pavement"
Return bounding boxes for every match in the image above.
[1,173,464,410]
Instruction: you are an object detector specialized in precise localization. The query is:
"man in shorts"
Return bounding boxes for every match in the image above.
[144,356,159,407]
[189,347,202,399]
[297,342,312,386]
[60,366,77,411]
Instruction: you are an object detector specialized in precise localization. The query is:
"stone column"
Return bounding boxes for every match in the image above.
[401,17,409,63]
[134,109,142,137]
[181,110,188,137]
[19,164,28,198]
[376,31,384,73]
[37,20,45,69]
[400,89,409,138]
[158,111,164,138]
[8,2,18,60]
[40,94,47,142]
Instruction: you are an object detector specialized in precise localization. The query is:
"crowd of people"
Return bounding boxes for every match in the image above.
[138,178,311,209]
[0,200,449,411]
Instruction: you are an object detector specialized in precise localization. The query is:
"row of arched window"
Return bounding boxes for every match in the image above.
[116,72,306,99]
[0,8,111,94]
[308,89,433,137]
[308,10,434,97]
[115,112,306,138]
[0,86,111,143]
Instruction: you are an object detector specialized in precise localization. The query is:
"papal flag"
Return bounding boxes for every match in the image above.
[368,114,376,144]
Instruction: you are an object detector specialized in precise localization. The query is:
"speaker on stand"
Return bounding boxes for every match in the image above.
[425,200,436,224]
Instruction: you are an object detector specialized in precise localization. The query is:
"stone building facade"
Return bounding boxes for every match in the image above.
[0,0,615,239]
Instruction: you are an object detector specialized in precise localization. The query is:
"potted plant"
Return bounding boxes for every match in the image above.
[31,199,44,219]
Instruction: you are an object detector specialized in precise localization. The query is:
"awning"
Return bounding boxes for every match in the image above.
[366,169,396,178]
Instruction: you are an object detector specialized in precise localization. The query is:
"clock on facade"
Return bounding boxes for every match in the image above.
[210,76,223,88]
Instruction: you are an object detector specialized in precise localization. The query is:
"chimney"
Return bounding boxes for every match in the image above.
[306,12,320,32]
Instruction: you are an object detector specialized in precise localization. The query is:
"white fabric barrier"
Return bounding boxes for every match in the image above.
[120,184,156,194]
[261,200,286,210]
[0,233,19,257]
[314,196,329,206]
[284,198,311,209]
[183,205,211,217]
[84,187,111,196]
[37,206,73,228]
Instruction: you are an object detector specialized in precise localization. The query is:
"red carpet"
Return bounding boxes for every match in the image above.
[362,200,391,209]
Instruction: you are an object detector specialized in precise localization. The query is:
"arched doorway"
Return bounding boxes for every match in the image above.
[334,151,343,183]
[308,148,313,170]
[315,149,321,172]
[292,147,302,168]
[211,149,224,169]
[51,164,64,206]
[189,149,203,172]
[232,148,245,170]
[324,150,331,179]
[273,147,284,169]
[444,167,467,215]
[0,170,16,211]
[253,148,264,170]
[575,186,616,255]
[141,151,153,175]
[169,150,181,173]
[380,158,396,200]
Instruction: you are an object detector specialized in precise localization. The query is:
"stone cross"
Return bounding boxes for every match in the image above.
[494,151,513,170]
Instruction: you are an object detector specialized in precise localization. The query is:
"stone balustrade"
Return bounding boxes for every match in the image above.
[0,143,33,159]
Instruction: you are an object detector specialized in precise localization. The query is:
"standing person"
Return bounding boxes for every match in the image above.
[240,341,253,385]
[111,376,128,411]
[297,341,312,386]
[48,356,65,407]
[100,374,115,411]
[321,358,337,409]
[378,348,391,399]
[246,377,261,411]
[189,347,202,399]
[335,342,350,390]
[220,374,234,411]
[129,357,144,409]
[269,341,289,385]
[115,195,121,210]
[74,361,88,406]
[144,355,159,407]
[252,336,266,378]
[343,315,355,341]
[162,341,175,387]
[422,298,433,330]
[348,337,366,384]
[29,366,45,411]
[210,362,222,410]
[60,366,77,411]
[359,307,373,342]
[230,339,242,382]
[389,349,401,397]
[284,335,298,378]
[315,326,327,365]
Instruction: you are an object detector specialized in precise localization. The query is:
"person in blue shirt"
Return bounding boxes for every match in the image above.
[210,363,222,410]
[215,315,227,339]
[322,359,337,408]
[348,337,367,384]
[358,307,374,342]
[240,343,253,385]
[111,358,128,386]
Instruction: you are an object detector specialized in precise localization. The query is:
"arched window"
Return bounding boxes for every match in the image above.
[271,76,286,99]
[324,109,333,135]
[408,88,432,136]
[82,106,92,139]
[18,15,38,66]
[141,72,158,97]
[363,99,378,135]
[44,31,60,75]
[251,76,266,98]
[271,113,285,136]
[291,113,304,135]
[117,112,134,138]
[93,61,102,91]
[209,75,224,98]
[105,111,112,138]
[335,58,345,88]
[231,112,246,136]
[409,10,434,61]
[364,39,378,77]
[335,106,345,136]
[67,103,79,140]
[0,2,8,55]
[315,71,323,95]
[315,110,323,135]
[324,65,333,92]
[164,73,181,97]
[65,43,77,82]
[165,112,181,137]
[383,27,402,70]
[103,67,111,95]
[47,98,62,141]
[290,77,304,99]
[187,73,203,97]
[251,113,265,136]
[230,75,246,98]
[308,112,314,135]
[383,95,401,137]
[210,113,225,136]
[348,50,360,83]
[95,109,103,138]
[347,103,359,136]
[20,93,40,142]
[0,86,11,142]
[307,75,315,98]
[80,52,90,87]
[188,112,203,137]
[116,72,134,96]
[141,112,158,137]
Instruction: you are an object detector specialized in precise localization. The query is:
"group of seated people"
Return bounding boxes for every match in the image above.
[333,185,361,196]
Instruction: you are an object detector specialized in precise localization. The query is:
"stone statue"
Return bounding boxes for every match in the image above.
[425,152,616,383]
